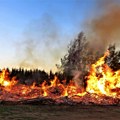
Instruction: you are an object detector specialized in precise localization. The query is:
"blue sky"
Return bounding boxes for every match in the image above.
[0,0,97,71]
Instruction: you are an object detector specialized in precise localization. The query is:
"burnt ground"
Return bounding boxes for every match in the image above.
[0,105,119,120]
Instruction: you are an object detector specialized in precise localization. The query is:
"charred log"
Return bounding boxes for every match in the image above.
[0,95,119,105]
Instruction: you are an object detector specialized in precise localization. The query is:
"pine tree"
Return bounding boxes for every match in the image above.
[57,32,101,81]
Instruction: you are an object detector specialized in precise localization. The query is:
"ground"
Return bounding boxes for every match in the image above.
[0,105,119,120]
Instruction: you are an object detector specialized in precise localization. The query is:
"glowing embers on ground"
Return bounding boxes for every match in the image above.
[41,76,86,98]
[0,69,85,101]
[0,50,119,104]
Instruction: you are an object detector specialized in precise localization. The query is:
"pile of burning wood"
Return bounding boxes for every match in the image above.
[0,48,120,105]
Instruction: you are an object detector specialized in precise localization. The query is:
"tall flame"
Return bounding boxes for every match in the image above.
[0,69,17,87]
[86,50,120,98]
[0,50,119,104]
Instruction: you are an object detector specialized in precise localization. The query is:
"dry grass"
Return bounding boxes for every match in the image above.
[0,105,119,120]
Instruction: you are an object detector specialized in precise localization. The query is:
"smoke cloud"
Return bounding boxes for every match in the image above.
[73,0,120,88]
[16,14,69,72]
[15,0,120,73]
[86,0,120,51]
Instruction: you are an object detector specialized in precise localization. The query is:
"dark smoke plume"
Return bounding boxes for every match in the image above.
[69,0,120,88]
[86,0,120,51]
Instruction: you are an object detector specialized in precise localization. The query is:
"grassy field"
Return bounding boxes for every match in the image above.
[0,105,119,120]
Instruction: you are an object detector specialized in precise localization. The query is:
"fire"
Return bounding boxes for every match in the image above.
[86,50,120,98]
[41,76,85,98]
[0,70,85,101]
[0,69,17,87]
[0,50,119,104]
[2,81,10,87]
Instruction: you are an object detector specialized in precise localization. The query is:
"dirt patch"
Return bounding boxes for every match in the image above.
[0,105,119,120]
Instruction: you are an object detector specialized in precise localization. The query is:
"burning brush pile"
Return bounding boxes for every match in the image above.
[0,46,120,105]
[1,1,120,105]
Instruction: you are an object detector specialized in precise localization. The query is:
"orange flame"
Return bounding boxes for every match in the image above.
[0,69,17,87]
[86,50,120,98]
[41,76,85,98]
[0,50,119,103]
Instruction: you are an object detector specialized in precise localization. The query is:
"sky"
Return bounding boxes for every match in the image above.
[0,0,98,71]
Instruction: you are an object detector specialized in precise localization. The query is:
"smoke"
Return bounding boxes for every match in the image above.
[73,0,120,88]
[16,14,68,72]
[17,39,41,69]
[72,71,84,88]
[86,0,120,51]
[15,0,120,74]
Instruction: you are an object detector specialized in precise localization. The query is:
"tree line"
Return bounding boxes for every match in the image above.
[1,32,120,85]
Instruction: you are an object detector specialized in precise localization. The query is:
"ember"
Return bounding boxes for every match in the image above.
[0,50,119,105]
